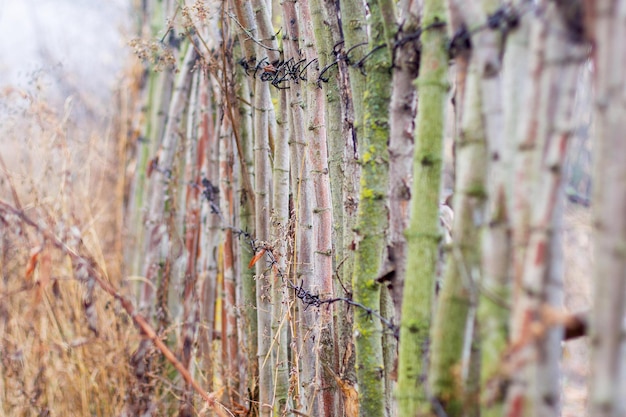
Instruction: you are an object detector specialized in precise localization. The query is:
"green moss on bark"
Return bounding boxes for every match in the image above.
[396,0,449,415]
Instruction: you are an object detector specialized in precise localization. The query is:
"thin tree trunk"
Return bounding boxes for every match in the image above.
[478,1,530,414]
[505,4,585,417]
[334,0,368,396]
[396,0,448,414]
[127,66,173,279]
[127,0,176,279]
[429,33,489,413]
[297,2,338,416]
[338,0,368,141]
[509,1,547,333]
[250,1,280,414]
[387,0,421,322]
[280,2,313,414]
[178,69,202,417]
[280,3,314,414]
[220,116,241,409]
[351,1,394,415]
[271,87,291,415]
[253,76,273,417]
[443,2,505,416]
[587,1,626,416]
[234,60,259,415]
[313,0,343,277]
[197,73,219,393]
[504,8,549,416]
[309,5,346,414]
[337,5,367,377]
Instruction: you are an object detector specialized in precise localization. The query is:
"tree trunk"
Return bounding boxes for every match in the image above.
[387,0,420,323]
[351,1,394,415]
[396,0,448,415]
[588,1,626,416]
[429,49,487,417]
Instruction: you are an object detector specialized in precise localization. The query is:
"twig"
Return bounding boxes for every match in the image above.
[226,11,281,53]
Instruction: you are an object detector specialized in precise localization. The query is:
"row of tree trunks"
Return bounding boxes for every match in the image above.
[119,1,626,417]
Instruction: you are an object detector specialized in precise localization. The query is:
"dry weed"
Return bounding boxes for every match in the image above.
[0,74,137,417]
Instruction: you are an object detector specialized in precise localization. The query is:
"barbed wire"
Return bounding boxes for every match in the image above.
[237,4,528,90]
[200,178,400,339]
[239,56,321,89]
[448,4,522,57]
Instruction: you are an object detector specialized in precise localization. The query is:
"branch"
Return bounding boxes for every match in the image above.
[226,11,281,53]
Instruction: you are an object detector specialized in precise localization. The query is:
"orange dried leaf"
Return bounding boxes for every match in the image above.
[25,245,43,281]
[341,382,359,417]
[248,248,266,269]
[322,362,359,417]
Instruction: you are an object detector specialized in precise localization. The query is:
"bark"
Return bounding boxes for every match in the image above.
[313,0,344,276]
[338,0,368,140]
[253,74,273,417]
[387,0,420,323]
[232,0,258,64]
[509,1,547,330]
[127,66,173,279]
[337,3,366,373]
[429,51,487,417]
[220,113,241,408]
[446,2,507,416]
[302,1,337,416]
[396,0,448,415]
[588,1,626,416]
[324,0,360,396]
[127,0,176,279]
[234,63,259,414]
[178,69,202,416]
[478,1,529,414]
[310,3,348,410]
[197,72,220,393]
[279,4,312,415]
[207,86,224,409]
[380,286,398,417]
[281,1,314,413]
[271,88,290,415]
[351,1,394,415]
[250,1,281,415]
[503,6,549,414]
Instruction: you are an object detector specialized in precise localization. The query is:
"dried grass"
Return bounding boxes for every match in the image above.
[0,73,138,417]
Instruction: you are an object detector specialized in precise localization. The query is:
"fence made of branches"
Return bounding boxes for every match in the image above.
[4,1,624,417]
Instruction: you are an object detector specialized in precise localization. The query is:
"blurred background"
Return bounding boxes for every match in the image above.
[0,0,130,112]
